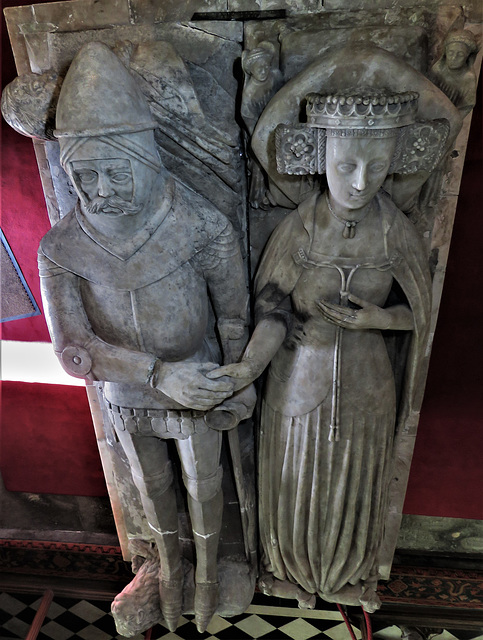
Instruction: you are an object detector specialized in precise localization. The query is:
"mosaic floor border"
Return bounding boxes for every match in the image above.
[379,565,483,608]
[2,540,483,609]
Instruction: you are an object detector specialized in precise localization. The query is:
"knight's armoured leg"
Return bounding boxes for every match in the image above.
[114,430,183,631]
[189,490,223,633]
[177,430,223,633]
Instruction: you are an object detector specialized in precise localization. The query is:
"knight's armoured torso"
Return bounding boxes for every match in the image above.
[38,177,243,409]
[78,262,211,362]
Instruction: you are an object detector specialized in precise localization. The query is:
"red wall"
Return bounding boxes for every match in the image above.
[1,0,482,514]
[1,0,53,342]
[0,0,106,496]
[403,80,483,519]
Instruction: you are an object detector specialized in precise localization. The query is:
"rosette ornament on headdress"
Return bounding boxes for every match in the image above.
[55,41,161,172]
[275,88,449,176]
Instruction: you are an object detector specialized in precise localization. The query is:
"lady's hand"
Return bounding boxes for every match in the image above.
[206,360,261,391]
[156,362,234,411]
[316,294,392,330]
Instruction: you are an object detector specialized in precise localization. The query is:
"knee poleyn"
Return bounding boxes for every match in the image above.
[131,461,174,498]
[182,465,223,502]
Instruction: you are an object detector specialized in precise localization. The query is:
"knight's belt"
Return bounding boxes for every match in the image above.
[106,400,208,440]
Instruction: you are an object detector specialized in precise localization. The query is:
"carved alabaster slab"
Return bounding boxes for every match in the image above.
[2,0,481,632]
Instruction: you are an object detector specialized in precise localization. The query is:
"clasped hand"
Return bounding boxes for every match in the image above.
[317,293,390,330]
[156,362,235,411]
[205,359,260,392]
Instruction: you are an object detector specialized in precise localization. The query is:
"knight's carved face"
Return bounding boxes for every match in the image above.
[325,135,396,212]
[445,42,469,70]
[67,138,157,217]
[71,157,134,213]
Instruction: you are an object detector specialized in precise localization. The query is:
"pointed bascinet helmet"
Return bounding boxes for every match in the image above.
[55,41,156,138]
[55,42,161,172]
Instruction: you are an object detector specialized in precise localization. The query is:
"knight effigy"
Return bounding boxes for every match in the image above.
[5,41,256,633]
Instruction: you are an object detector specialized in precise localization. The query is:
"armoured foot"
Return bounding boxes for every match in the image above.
[159,578,183,631]
[194,582,219,633]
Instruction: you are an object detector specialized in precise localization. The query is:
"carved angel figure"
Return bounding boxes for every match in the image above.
[241,41,283,209]
[211,87,438,611]
[430,29,479,117]
[241,41,283,135]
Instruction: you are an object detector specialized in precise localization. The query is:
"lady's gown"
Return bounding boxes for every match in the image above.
[255,190,431,597]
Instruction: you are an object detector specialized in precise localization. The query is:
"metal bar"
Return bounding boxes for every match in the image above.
[26,589,54,640]
[191,10,286,21]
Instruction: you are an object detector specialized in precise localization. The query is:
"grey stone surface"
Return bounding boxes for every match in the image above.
[228,0,325,13]
[398,515,483,556]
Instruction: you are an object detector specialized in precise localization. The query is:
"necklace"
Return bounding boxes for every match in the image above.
[325,192,371,239]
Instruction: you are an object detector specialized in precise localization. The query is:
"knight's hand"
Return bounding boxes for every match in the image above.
[156,362,234,411]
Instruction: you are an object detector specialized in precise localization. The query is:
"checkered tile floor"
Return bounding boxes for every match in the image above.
[3,591,483,640]
[0,591,358,640]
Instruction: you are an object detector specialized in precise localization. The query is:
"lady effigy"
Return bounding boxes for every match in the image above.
[214,87,436,611]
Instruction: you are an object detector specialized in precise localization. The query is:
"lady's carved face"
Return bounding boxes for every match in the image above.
[445,42,469,70]
[325,135,396,212]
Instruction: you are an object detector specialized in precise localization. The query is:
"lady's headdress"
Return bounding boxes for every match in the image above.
[275,88,449,176]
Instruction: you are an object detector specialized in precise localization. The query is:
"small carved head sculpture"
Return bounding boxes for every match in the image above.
[442,30,478,71]
[1,71,61,140]
[275,88,450,180]
[54,42,161,217]
[242,41,277,83]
